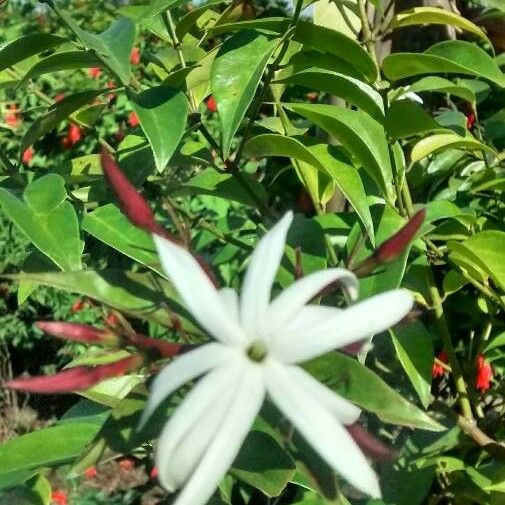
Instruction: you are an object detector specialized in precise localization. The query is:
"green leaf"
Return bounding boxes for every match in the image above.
[275,68,384,122]
[0,423,101,490]
[449,230,505,291]
[209,19,377,82]
[57,11,135,84]
[1,474,52,504]
[139,0,186,18]
[383,41,505,88]
[231,431,296,497]
[0,34,66,73]
[285,103,394,199]
[386,100,444,139]
[18,50,103,87]
[9,270,198,331]
[21,89,105,153]
[176,0,224,39]
[0,175,82,271]
[82,204,163,276]
[409,76,476,104]
[304,353,444,431]
[211,30,277,157]
[245,134,374,243]
[410,133,496,164]
[127,86,188,172]
[391,7,492,46]
[391,321,434,409]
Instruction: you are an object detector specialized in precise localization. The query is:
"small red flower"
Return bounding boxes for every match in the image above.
[306,92,318,102]
[51,490,68,505]
[476,354,493,392]
[119,458,135,471]
[68,123,83,144]
[150,467,158,479]
[130,47,141,65]
[71,299,85,313]
[89,67,101,79]
[22,146,34,165]
[128,111,139,128]
[205,96,217,113]
[104,312,120,327]
[5,104,20,128]
[432,351,449,378]
[55,93,66,102]
[466,113,476,130]
[84,466,98,479]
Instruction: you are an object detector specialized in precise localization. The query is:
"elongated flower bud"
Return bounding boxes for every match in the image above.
[5,354,143,393]
[128,333,183,358]
[100,149,176,241]
[353,209,426,276]
[347,423,398,462]
[36,321,119,346]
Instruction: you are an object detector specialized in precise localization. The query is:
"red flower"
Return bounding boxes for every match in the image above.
[128,111,139,127]
[89,67,101,79]
[432,351,449,378]
[22,147,34,165]
[84,466,98,479]
[51,490,68,505]
[71,299,85,313]
[306,92,318,102]
[104,312,119,327]
[55,93,66,102]
[130,47,141,65]
[5,104,20,128]
[119,458,135,471]
[62,124,83,148]
[466,113,476,130]
[476,354,493,392]
[150,467,158,479]
[205,96,217,113]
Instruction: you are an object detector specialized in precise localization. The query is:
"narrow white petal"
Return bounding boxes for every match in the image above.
[286,366,361,425]
[139,343,237,428]
[240,212,293,337]
[156,363,242,491]
[218,287,240,322]
[279,305,340,337]
[275,290,414,364]
[172,364,265,505]
[265,361,380,498]
[268,268,358,337]
[153,234,247,345]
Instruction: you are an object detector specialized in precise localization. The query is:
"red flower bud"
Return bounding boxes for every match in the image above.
[71,299,85,313]
[130,47,141,65]
[432,351,448,378]
[36,321,119,346]
[51,490,68,505]
[5,354,143,393]
[68,123,83,144]
[5,104,21,128]
[84,466,98,479]
[100,149,176,240]
[476,354,493,392]
[205,96,217,113]
[466,113,476,130]
[306,92,318,102]
[89,67,101,79]
[22,146,34,165]
[128,111,139,128]
[55,93,66,102]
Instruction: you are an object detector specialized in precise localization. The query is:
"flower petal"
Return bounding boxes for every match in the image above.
[139,343,237,429]
[284,366,361,425]
[171,364,265,505]
[265,361,380,498]
[240,212,293,338]
[274,290,414,364]
[153,234,247,345]
[218,288,240,323]
[156,363,242,491]
[268,268,357,337]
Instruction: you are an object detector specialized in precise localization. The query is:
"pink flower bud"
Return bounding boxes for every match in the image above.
[346,423,397,462]
[36,321,119,346]
[5,354,143,393]
[128,333,183,358]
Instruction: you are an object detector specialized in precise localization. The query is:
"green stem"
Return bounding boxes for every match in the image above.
[357,0,380,80]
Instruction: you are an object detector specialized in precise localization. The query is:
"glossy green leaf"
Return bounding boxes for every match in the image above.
[209,19,377,82]
[391,7,491,46]
[127,86,188,172]
[211,30,277,157]
[276,68,384,122]
[176,0,224,39]
[139,0,186,18]
[82,204,163,276]
[0,423,101,490]
[10,270,198,331]
[245,134,374,242]
[21,89,105,153]
[0,175,82,271]
[391,321,434,409]
[386,100,444,139]
[383,41,505,87]
[449,231,505,291]
[0,34,66,73]
[19,50,103,87]
[409,76,476,104]
[231,431,296,497]
[410,133,496,164]
[57,10,135,84]
[304,352,444,431]
[286,103,394,199]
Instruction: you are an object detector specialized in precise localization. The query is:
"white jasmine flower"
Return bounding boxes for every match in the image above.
[141,212,413,505]
[397,87,424,105]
